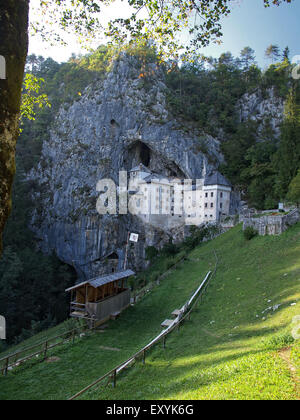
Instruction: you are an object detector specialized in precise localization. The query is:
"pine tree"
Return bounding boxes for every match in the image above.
[240,47,256,70]
[265,44,281,63]
[282,46,290,62]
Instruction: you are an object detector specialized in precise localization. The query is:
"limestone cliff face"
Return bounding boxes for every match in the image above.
[29,55,286,279]
[237,87,285,139]
[29,53,222,279]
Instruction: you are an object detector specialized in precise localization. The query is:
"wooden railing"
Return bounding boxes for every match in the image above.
[0,323,91,376]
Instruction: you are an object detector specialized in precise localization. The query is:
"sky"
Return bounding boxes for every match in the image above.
[28,0,300,68]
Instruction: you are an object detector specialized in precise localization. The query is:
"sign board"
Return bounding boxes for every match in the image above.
[129,233,139,243]
[278,203,284,211]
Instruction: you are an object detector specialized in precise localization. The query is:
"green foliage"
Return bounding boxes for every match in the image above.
[20,74,51,124]
[275,89,300,198]
[243,226,258,241]
[265,44,281,63]
[0,246,75,344]
[145,246,158,261]
[183,225,221,251]
[30,1,292,63]
[263,332,294,350]
[166,53,255,136]
[287,170,300,206]
[161,241,179,257]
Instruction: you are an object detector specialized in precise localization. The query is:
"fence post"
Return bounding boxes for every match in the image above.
[44,341,48,360]
[112,370,117,388]
[142,349,146,365]
[163,336,166,349]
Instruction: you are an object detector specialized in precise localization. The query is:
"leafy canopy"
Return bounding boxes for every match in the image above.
[31,0,292,61]
[21,74,51,124]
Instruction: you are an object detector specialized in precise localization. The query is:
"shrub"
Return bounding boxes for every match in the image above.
[243,226,258,241]
[145,246,159,261]
[162,242,179,256]
[263,333,294,350]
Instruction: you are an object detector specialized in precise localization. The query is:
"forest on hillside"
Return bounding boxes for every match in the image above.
[1,43,300,347]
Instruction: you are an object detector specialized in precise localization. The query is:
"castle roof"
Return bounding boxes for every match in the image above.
[204,171,231,188]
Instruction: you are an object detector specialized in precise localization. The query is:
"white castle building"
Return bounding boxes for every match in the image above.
[128,164,232,228]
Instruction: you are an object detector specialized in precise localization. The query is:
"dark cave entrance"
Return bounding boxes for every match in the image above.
[124,141,186,178]
[140,142,151,167]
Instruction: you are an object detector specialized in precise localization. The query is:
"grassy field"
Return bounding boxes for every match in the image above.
[0,224,299,400]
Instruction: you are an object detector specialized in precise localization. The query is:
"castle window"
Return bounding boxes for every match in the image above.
[211,203,214,208]
[220,192,223,198]
[220,203,223,209]
[205,193,208,198]
[211,192,214,197]
[205,203,208,208]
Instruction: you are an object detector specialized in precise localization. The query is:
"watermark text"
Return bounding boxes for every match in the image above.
[0,56,6,80]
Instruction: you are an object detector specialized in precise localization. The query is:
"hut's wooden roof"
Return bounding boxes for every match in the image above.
[65,269,135,292]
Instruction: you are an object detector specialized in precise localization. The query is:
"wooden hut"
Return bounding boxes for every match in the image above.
[66,269,135,325]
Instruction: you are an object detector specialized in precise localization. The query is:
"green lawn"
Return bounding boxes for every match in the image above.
[0,224,299,400]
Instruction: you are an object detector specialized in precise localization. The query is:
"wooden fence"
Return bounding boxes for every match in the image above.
[0,323,91,376]
[68,250,218,400]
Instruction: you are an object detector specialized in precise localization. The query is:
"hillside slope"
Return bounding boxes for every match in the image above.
[0,224,299,400]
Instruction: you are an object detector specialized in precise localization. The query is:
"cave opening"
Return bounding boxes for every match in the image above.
[140,142,151,167]
[124,140,186,178]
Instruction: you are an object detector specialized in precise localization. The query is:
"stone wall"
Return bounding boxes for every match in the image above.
[243,209,300,236]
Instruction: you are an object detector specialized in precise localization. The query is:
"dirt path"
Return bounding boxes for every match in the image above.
[278,347,299,399]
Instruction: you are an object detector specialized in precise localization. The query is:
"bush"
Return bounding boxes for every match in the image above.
[162,242,179,256]
[243,226,258,241]
[145,246,159,261]
[263,333,294,350]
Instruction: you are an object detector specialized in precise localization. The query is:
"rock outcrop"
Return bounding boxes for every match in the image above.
[237,87,285,139]
[30,54,287,279]
[29,53,224,278]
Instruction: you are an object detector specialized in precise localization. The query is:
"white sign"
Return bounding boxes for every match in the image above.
[0,56,6,80]
[278,203,284,210]
[129,233,139,243]
[0,315,5,340]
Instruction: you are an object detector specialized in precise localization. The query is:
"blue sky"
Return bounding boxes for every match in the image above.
[29,0,300,68]
[201,0,300,67]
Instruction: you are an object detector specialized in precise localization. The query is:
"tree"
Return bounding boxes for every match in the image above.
[240,46,256,70]
[282,46,290,62]
[287,170,300,207]
[0,0,293,253]
[275,89,300,198]
[0,0,30,255]
[265,44,281,63]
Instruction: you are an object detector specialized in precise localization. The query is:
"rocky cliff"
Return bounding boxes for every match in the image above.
[28,53,285,279]
[237,87,285,139]
[29,53,223,279]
